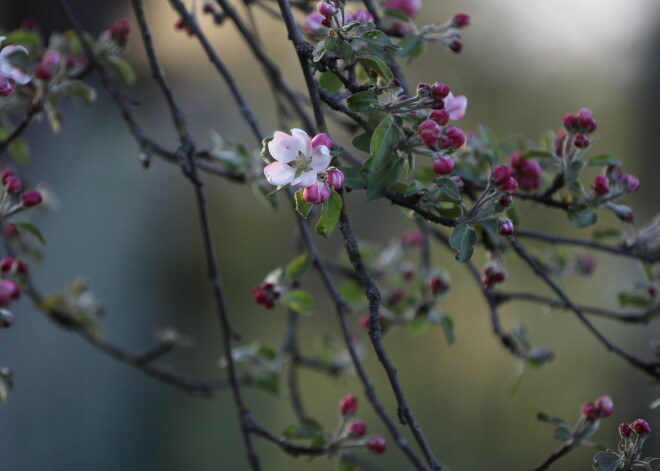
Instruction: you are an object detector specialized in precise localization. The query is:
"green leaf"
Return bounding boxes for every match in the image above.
[564,160,586,185]
[593,227,623,240]
[338,455,355,471]
[520,149,556,159]
[295,189,313,218]
[106,55,136,85]
[359,30,400,50]
[409,316,430,335]
[285,252,312,281]
[537,412,570,430]
[324,36,355,62]
[568,205,598,228]
[347,90,380,113]
[7,137,29,164]
[284,289,317,314]
[395,35,424,58]
[357,55,393,84]
[478,125,499,166]
[44,102,62,134]
[51,80,97,105]
[646,458,660,471]
[340,166,367,190]
[352,132,372,152]
[316,191,343,237]
[253,370,279,395]
[282,418,324,440]
[619,291,652,308]
[3,30,42,47]
[587,154,622,167]
[593,451,622,471]
[364,116,399,172]
[366,156,404,200]
[438,314,455,345]
[449,224,477,263]
[15,222,46,245]
[319,70,343,93]
[554,425,573,441]
[312,40,326,62]
[435,178,461,202]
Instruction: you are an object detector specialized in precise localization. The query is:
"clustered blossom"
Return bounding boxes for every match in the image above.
[264,129,343,204]
[337,394,387,455]
[252,282,280,309]
[384,0,423,18]
[582,395,614,422]
[304,4,374,38]
[0,36,31,97]
[510,151,542,191]
[481,264,506,288]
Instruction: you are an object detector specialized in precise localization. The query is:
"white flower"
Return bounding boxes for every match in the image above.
[0,36,30,85]
[264,128,331,187]
[444,92,467,121]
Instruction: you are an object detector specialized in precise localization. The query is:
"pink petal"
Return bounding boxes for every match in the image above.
[445,93,467,121]
[264,161,296,185]
[292,170,317,188]
[310,145,331,172]
[290,128,312,157]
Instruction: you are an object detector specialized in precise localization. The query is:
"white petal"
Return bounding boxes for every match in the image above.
[445,93,467,121]
[268,131,298,163]
[292,171,317,188]
[264,162,296,185]
[290,128,312,157]
[310,145,331,172]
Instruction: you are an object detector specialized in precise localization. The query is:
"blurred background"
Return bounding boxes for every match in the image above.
[1,0,660,470]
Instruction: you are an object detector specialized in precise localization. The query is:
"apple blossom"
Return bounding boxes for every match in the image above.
[264,129,331,188]
[303,180,331,204]
[0,36,31,89]
[384,0,422,18]
[444,92,467,121]
[303,13,329,38]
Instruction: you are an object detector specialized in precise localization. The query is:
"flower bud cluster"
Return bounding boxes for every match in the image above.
[252,282,280,309]
[337,394,387,455]
[582,395,614,422]
[1,171,43,213]
[35,50,62,81]
[482,263,507,289]
[108,19,132,45]
[510,152,542,191]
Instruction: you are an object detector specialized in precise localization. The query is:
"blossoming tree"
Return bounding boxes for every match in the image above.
[0,1,659,470]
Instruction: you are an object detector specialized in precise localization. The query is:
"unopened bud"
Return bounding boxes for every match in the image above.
[0,77,14,97]
[367,435,387,454]
[573,133,589,149]
[419,120,441,146]
[326,168,344,190]
[632,419,651,436]
[491,165,513,186]
[593,174,609,195]
[594,395,614,417]
[432,155,454,175]
[21,190,43,207]
[340,394,358,416]
[303,181,331,204]
[499,218,515,236]
[348,420,368,437]
[311,132,333,150]
[452,13,471,28]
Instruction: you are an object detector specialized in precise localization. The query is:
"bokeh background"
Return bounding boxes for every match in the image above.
[1,1,660,470]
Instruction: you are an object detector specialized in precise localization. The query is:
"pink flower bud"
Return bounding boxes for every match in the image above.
[384,0,422,18]
[582,402,600,422]
[317,1,337,18]
[594,395,614,417]
[35,64,53,81]
[304,13,328,36]
[109,19,132,42]
[491,165,513,185]
[340,394,358,416]
[452,176,465,190]
[619,422,632,437]
[500,177,518,193]
[401,231,423,246]
[620,174,640,192]
[431,83,450,99]
[449,38,463,53]
[482,265,507,288]
[577,108,594,128]
[203,4,215,14]
[21,190,42,207]
[416,82,431,97]
[359,311,385,331]
[573,133,589,148]
[499,219,515,236]
[593,174,609,195]
[419,120,441,146]
[0,77,14,97]
[0,258,14,272]
[321,17,332,27]
[367,435,387,454]
[575,254,597,275]
[0,171,14,184]
[499,194,512,207]
[430,109,450,126]
[554,128,567,157]
[562,113,578,131]
[4,176,21,194]
[326,168,344,190]
[41,50,62,69]
[303,181,331,204]
[429,276,450,295]
[452,13,471,28]
[440,126,465,149]
[311,132,333,150]
[2,280,20,300]
[174,18,187,30]
[632,419,651,436]
[348,420,368,437]
[432,155,454,175]
[14,259,27,274]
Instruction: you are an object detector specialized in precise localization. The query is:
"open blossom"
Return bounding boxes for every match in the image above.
[0,36,31,89]
[444,92,467,121]
[264,129,331,187]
